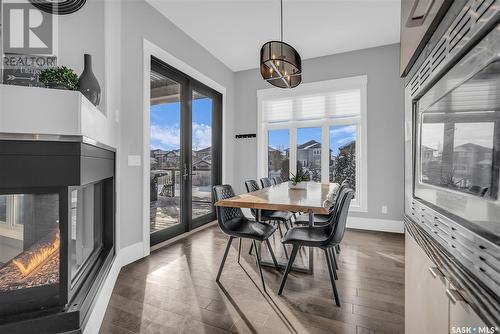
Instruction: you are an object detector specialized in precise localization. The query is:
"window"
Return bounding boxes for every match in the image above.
[268,129,289,181]
[258,76,367,211]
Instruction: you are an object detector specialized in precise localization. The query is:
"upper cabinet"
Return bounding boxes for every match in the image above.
[400,0,452,77]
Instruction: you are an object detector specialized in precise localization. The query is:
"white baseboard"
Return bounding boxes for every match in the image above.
[83,241,144,334]
[347,217,404,234]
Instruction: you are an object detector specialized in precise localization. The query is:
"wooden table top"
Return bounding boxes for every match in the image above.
[215,181,336,214]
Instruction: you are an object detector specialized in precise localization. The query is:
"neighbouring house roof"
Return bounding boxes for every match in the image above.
[339,140,355,150]
[195,146,211,154]
[454,143,492,153]
[297,140,321,150]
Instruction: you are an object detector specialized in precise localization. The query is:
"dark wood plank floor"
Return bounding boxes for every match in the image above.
[99,225,404,334]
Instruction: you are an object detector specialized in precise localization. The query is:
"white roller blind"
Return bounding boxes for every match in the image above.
[262,88,361,123]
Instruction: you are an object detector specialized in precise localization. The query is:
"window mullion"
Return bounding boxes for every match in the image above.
[290,126,297,177]
[321,125,329,183]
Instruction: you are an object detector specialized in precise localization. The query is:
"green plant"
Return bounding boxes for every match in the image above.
[40,66,79,90]
[290,168,307,185]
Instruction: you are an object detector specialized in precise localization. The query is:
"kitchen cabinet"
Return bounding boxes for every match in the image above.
[405,232,449,334]
[400,0,451,76]
[405,231,488,333]
[449,286,486,330]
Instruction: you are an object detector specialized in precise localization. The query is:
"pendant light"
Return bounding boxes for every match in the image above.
[260,0,302,88]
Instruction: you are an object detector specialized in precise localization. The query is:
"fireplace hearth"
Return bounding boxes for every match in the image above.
[0,136,115,333]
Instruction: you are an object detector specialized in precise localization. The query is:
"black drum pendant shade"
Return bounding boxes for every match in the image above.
[260,0,302,88]
[260,41,302,88]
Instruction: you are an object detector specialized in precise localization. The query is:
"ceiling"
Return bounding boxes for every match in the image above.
[146,0,401,72]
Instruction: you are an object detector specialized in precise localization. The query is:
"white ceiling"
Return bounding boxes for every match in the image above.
[146,0,401,72]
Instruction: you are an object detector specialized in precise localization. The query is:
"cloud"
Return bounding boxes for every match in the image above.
[150,123,212,151]
[192,123,212,150]
[151,124,180,150]
[329,124,356,136]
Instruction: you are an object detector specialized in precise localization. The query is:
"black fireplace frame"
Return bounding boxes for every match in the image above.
[0,136,115,334]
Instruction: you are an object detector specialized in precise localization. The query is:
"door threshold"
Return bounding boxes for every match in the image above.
[150,221,217,252]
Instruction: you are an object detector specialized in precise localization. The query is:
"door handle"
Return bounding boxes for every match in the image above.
[446,288,464,304]
[183,164,190,179]
[428,266,444,278]
[406,0,435,27]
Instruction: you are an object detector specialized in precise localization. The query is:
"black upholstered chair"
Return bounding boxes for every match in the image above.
[245,180,293,256]
[273,176,283,184]
[260,177,273,188]
[294,180,352,226]
[213,185,279,292]
[278,188,355,306]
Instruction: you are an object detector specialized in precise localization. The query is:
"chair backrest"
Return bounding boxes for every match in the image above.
[325,188,354,246]
[325,182,350,213]
[244,180,260,217]
[245,180,260,192]
[212,185,244,234]
[273,176,283,184]
[260,177,273,188]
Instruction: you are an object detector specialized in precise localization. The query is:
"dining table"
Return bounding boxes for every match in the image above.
[214,181,337,273]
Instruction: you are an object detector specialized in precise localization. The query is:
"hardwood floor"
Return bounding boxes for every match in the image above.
[99,225,404,334]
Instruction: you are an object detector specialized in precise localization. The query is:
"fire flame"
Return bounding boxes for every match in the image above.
[13,232,60,277]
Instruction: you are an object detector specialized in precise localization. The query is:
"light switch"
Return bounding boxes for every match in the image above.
[381,205,388,214]
[128,155,141,166]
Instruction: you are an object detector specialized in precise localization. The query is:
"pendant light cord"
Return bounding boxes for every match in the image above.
[280,0,283,42]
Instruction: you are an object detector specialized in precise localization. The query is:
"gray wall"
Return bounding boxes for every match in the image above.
[233,44,404,221]
[119,0,235,248]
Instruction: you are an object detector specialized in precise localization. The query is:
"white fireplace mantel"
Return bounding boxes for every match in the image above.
[0,84,115,148]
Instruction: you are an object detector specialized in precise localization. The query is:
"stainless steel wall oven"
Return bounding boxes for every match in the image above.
[404,0,500,325]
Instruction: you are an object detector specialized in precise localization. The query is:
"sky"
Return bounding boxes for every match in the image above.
[268,125,356,157]
[150,98,212,151]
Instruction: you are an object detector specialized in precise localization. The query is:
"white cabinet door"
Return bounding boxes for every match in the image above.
[448,287,486,332]
[405,232,449,334]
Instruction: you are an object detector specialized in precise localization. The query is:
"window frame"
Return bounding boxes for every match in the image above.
[257,76,367,212]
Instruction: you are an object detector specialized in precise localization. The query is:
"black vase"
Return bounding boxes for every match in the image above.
[78,54,101,106]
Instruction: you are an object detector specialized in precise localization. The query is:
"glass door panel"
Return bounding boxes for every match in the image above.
[191,90,213,220]
[150,63,186,245]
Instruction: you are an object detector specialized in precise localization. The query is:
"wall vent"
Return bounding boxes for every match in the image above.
[409,0,500,98]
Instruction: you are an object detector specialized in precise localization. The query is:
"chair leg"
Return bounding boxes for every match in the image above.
[284,220,290,231]
[265,238,280,270]
[248,242,254,255]
[277,222,289,258]
[237,238,242,264]
[216,237,234,282]
[328,248,338,280]
[324,248,341,306]
[278,245,299,295]
[253,240,266,293]
[336,244,341,254]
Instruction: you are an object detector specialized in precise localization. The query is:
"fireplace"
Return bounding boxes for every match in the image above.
[0,136,115,333]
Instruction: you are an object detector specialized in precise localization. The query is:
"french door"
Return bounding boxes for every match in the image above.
[150,57,222,245]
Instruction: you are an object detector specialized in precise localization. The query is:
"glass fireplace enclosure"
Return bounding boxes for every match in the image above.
[0,139,115,331]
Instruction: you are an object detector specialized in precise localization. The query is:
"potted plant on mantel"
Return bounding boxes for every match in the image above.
[40,66,79,90]
[288,169,308,190]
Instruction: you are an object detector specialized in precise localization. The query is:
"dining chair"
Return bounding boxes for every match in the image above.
[273,176,283,184]
[245,180,293,257]
[260,177,273,188]
[294,180,351,226]
[213,185,279,293]
[277,188,355,306]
